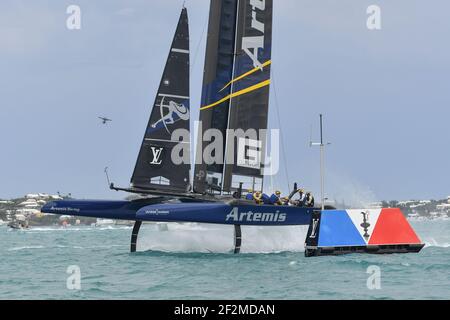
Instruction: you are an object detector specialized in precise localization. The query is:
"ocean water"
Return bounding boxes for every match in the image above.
[0,220,449,300]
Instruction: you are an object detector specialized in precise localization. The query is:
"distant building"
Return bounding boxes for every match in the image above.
[368,202,383,209]
[437,203,450,212]
[25,194,40,199]
[18,199,39,208]
[398,200,415,206]
[16,208,40,216]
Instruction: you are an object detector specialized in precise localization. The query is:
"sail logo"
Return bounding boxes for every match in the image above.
[152,96,190,134]
[226,207,287,223]
[237,137,262,169]
[242,0,266,69]
[149,147,164,165]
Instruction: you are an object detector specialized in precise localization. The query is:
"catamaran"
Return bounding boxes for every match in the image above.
[42,1,425,256]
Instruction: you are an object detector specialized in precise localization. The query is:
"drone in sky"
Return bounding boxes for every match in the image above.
[98,117,112,125]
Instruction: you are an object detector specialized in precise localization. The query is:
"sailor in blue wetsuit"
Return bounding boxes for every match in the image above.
[245,189,254,201]
[269,191,283,205]
[262,193,271,205]
[281,197,290,206]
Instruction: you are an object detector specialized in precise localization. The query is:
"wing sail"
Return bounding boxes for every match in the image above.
[131,8,191,193]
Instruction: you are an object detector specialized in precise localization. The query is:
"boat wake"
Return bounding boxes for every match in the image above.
[137,223,309,254]
[423,238,450,248]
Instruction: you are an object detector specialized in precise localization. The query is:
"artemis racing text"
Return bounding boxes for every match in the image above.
[226,207,287,223]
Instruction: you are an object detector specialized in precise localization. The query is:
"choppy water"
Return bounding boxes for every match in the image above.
[0,220,449,300]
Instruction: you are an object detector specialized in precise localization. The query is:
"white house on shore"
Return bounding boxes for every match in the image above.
[18,199,40,208]
[25,193,62,200]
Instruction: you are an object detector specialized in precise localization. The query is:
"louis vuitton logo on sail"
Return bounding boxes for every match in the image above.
[149,146,164,165]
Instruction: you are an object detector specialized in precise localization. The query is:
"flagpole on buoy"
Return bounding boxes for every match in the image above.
[310,114,331,211]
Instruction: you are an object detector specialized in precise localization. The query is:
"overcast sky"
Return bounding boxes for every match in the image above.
[0,0,449,203]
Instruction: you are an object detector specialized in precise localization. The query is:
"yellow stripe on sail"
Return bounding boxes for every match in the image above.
[219,60,272,92]
[200,79,271,111]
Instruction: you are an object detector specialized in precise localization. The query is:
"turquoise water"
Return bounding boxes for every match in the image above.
[1,220,449,300]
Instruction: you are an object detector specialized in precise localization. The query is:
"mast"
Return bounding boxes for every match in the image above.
[222,0,273,192]
[130,8,191,193]
[194,0,273,194]
[194,0,240,194]
[310,114,331,210]
[221,0,242,194]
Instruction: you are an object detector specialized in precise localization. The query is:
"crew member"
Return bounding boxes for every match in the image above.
[305,192,315,208]
[269,191,283,205]
[246,189,254,201]
[254,191,263,205]
[281,197,290,206]
[262,193,271,205]
[297,189,306,207]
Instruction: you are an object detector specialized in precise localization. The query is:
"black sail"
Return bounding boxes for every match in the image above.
[131,8,190,192]
[222,0,273,192]
[194,0,239,193]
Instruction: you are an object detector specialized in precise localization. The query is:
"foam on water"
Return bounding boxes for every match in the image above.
[7,245,46,252]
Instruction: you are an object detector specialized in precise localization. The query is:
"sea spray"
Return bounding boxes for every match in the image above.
[137,223,308,253]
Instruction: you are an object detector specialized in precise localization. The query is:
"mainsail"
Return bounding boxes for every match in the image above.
[194,0,273,193]
[194,0,239,193]
[131,8,190,192]
[222,0,273,192]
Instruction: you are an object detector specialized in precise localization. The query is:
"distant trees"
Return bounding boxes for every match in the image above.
[381,200,399,208]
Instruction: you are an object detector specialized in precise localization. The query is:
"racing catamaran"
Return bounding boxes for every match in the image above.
[42,2,424,256]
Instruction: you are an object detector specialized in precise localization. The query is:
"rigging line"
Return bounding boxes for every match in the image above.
[271,67,291,193]
[188,6,208,186]
[191,11,208,71]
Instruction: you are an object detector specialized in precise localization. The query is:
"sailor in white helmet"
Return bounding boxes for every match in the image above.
[297,189,307,207]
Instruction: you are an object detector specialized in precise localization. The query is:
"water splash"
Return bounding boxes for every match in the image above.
[326,170,378,208]
[423,238,450,248]
[137,223,308,254]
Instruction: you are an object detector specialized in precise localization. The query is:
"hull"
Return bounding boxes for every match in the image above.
[137,203,313,226]
[304,209,425,257]
[41,199,314,226]
[41,199,151,221]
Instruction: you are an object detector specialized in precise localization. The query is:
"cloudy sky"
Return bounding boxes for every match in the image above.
[0,0,449,203]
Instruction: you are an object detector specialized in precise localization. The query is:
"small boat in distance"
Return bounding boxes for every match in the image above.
[7,213,29,230]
